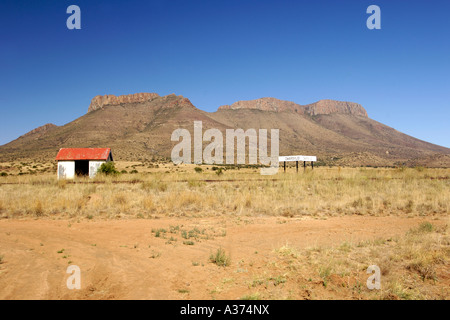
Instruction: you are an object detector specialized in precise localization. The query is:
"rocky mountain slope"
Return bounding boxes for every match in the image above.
[0,93,449,167]
[219,97,368,117]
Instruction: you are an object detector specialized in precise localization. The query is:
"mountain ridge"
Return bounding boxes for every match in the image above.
[0,92,449,167]
[218,97,368,117]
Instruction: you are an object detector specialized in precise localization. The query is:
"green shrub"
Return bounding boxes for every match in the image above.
[97,162,119,175]
[417,221,433,233]
[209,248,230,267]
[194,167,203,173]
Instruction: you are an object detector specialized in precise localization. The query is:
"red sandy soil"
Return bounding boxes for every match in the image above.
[0,215,446,300]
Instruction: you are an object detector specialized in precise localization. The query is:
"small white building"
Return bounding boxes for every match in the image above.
[55,148,113,179]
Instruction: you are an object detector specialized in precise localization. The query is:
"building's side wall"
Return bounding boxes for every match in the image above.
[57,161,75,180]
[89,161,106,178]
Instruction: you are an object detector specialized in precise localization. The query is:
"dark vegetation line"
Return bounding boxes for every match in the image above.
[0,176,448,185]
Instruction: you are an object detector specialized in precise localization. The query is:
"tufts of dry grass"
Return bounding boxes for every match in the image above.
[210,248,231,267]
[264,221,450,300]
[0,165,448,219]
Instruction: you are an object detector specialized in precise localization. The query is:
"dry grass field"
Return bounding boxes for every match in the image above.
[0,162,449,300]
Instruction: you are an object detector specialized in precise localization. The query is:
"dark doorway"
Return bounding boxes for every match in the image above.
[75,160,89,176]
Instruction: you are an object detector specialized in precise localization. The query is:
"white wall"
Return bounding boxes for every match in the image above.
[57,161,75,180]
[57,160,109,179]
[89,161,106,178]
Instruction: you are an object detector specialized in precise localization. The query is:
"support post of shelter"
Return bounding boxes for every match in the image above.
[278,155,317,173]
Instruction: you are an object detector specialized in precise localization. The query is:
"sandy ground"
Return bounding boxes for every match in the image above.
[0,215,446,300]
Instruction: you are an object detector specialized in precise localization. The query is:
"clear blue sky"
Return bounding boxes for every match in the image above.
[1,0,449,147]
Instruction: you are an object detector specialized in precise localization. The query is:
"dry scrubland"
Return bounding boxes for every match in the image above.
[0,164,448,219]
[0,163,449,300]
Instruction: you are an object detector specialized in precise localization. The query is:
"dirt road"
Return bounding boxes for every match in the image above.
[0,215,446,299]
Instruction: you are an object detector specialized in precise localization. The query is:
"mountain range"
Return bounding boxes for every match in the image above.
[1,93,449,167]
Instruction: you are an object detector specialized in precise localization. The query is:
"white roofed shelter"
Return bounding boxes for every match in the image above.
[278,155,317,172]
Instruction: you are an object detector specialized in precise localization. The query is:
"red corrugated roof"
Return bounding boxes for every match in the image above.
[55,148,112,161]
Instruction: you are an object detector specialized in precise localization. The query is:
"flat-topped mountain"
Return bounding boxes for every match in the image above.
[88,93,161,113]
[0,92,449,167]
[304,100,368,117]
[219,97,368,117]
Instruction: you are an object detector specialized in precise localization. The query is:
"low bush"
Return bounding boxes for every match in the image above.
[210,248,230,267]
[97,162,119,175]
